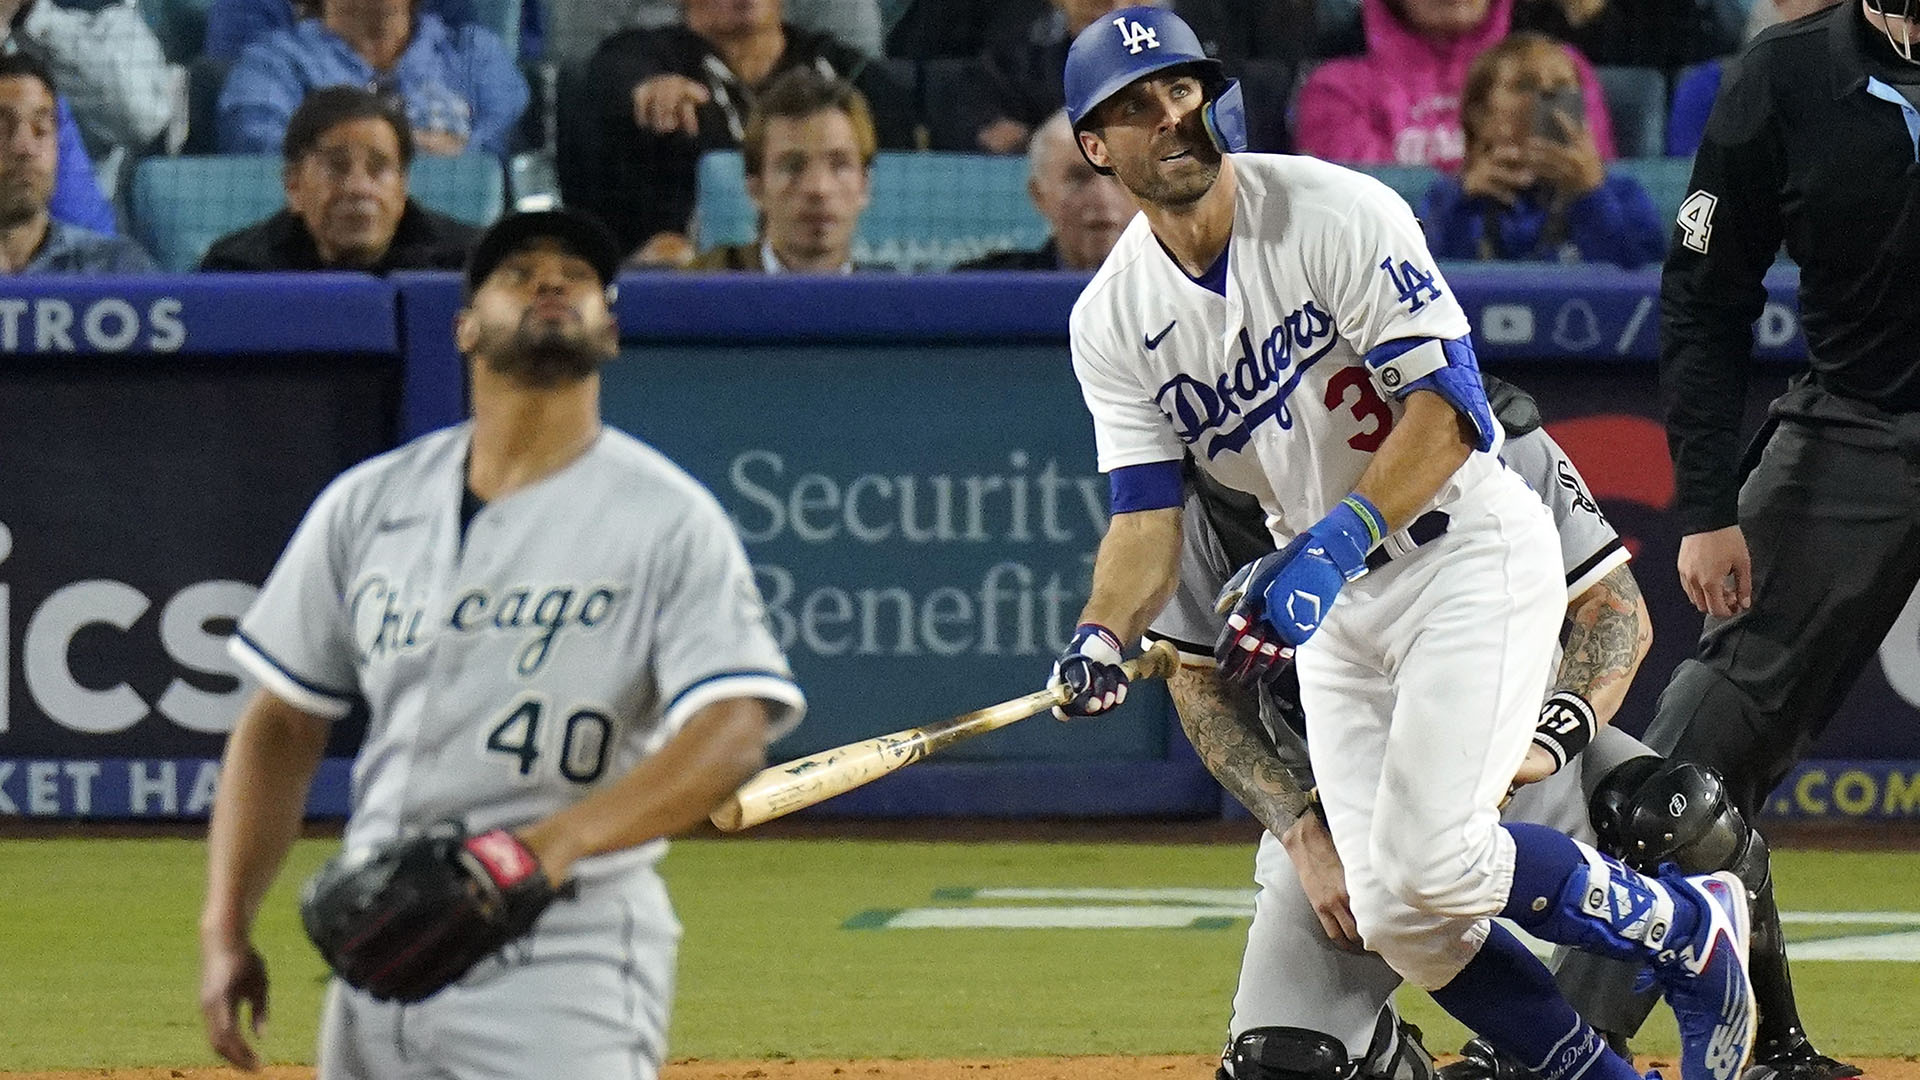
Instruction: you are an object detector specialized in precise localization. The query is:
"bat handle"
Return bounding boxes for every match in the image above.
[1123,639,1180,682]
[1041,638,1180,708]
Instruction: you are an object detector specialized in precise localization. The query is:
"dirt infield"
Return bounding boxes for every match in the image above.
[9,1057,1920,1080]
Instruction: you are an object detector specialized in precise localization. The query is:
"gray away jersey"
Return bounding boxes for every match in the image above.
[230,424,805,871]
[1148,426,1629,663]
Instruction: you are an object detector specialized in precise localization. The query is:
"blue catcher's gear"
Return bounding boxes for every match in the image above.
[1063,6,1248,171]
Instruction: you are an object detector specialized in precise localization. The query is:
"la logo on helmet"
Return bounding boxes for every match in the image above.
[1113,16,1159,54]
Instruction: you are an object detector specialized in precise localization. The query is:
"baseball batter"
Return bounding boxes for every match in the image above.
[1152,379,1795,1080]
[1044,11,1756,1080]
[197,209,805,1079]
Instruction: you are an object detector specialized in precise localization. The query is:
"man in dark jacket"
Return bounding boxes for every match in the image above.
[201,86,478,272]
[574,0,912,265]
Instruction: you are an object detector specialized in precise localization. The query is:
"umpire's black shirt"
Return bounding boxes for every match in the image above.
[1661,2,1920,533]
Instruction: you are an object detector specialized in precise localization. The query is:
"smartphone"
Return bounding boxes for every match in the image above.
[1532,86,1585,142]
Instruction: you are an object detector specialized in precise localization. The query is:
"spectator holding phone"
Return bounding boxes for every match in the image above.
[1295,0,1615,170]
[1419,33,1664,269]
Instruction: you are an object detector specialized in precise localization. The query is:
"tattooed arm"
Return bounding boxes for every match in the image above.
[1171,660,1365,950]
[1169,663,1312,836]
[1553,560,1653,726]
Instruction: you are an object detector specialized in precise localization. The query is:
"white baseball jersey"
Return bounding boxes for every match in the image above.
[1147,424,1631,665]
[231,423,806,874]
[1070,152,1500,541]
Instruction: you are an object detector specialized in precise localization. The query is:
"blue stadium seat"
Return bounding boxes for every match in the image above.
[1596,66,1669,159]
[1353,163,1444,213]
[130,153,505,271]
[1612,155,1694,230]
[694,150,1048,271]
[412,153,507,225]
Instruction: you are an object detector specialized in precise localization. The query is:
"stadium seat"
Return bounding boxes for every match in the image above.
[1354,163,1444,213]
[1612,155,1694,230]
[694,150,1048,270]
[1596,66,1669,159]
[412,153,507,225]
[131,153,505,270]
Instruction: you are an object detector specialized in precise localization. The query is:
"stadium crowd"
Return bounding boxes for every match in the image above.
[0,0,1803,275]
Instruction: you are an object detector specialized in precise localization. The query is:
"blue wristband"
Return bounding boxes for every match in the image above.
[1308,493,1387,581]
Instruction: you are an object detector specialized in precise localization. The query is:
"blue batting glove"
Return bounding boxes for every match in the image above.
[1050,623,1128,720]
[1212,495,1385,687]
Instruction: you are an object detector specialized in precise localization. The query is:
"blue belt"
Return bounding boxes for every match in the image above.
[1364,510,1451,571]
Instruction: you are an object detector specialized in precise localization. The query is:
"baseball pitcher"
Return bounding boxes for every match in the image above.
[197,209,805,1079]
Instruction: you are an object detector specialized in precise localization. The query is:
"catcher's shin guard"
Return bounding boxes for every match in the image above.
[1219,1012,1434,1080]
[1359,1009,1436,1080]
[1220,1028,1357,1080]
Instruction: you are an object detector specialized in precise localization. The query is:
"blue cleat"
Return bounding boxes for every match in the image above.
[1648,871,1758,1080]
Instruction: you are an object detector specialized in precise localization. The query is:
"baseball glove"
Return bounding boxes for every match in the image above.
[299,821,562,1003]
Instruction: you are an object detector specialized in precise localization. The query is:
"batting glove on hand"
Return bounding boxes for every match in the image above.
[1213,496,1384,688]
[1050,623,1128,720]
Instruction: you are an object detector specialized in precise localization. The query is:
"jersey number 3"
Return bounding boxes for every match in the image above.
[1325,365,1393,452]
[487,697,614,784]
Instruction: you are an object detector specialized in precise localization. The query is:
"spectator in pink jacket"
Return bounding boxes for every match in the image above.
[1296,0,1615,173]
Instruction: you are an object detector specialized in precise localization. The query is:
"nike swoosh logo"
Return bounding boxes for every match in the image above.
[376,515,428,534]
[1144,320,1176,350]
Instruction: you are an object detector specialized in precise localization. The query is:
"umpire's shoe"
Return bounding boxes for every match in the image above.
[1649,871,1758,1080]
[1743,1036,1862,1080]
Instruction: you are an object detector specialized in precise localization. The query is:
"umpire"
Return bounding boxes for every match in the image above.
[1649,1,1920,1077]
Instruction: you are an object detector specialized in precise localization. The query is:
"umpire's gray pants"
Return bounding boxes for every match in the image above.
[1648,385,1920,810]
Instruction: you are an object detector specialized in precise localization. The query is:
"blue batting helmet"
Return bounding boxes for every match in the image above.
[1063,6,1247,169]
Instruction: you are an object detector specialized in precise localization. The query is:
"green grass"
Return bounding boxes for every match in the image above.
[0,839,1914,1070]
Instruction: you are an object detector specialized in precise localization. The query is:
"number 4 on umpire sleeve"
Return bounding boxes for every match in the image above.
[487,697,615,784]
[1677,190,1717,254]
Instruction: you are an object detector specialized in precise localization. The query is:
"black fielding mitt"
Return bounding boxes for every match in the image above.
[299,821,560,1003]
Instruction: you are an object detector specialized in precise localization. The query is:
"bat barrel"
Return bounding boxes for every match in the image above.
[710,640,1180,831]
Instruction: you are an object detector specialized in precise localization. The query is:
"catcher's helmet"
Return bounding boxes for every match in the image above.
[1063,6,1247,172]
[1864,0,1920,62]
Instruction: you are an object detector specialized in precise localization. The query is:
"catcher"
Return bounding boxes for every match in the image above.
[197,209,806,1077]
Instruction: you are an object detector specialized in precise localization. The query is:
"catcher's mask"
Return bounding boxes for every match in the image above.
[1866,0,1920,62]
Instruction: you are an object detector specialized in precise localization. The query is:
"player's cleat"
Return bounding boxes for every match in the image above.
[1436,1039,1529,1080]
[1741,1036,1863,1080]
[1646,871,1758,1080]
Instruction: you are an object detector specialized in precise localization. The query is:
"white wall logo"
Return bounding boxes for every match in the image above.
[0,522,259,735]
[1113,16,1159,53]
[0,297,186,353]
[1480,304,1536,346]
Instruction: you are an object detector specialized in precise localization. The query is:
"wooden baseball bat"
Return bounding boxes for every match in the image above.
[710,640,1181,832]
